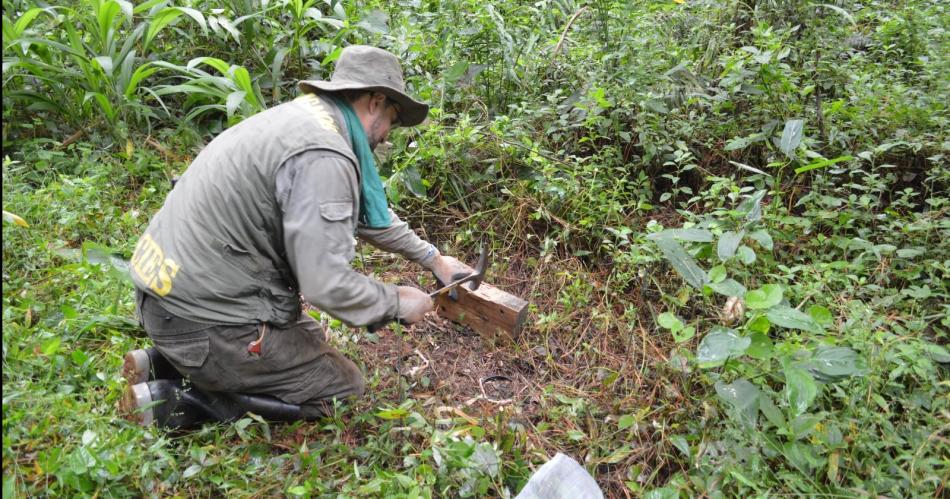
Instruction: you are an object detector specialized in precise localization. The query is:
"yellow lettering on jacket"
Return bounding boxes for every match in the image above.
[150,259,180,296]
[131,234,181,296]
[296,94,340,134]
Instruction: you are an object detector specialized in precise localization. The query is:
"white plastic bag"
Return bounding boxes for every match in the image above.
[515,453,604,499]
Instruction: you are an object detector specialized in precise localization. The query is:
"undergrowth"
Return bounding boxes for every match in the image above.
[3,0,948,496]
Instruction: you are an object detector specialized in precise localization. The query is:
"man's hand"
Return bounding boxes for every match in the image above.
[429,254,477,290]
[397,286,434,324]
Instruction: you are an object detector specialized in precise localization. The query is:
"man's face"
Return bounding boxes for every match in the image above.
[367,95,401,150]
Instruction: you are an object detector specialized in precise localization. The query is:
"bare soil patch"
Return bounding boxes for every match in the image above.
[357,313,543,420]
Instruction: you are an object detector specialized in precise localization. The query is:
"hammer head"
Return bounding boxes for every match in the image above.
[465,244,489,291]
[430,244,490,300]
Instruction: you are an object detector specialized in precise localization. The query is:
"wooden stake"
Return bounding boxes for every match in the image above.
[435,282,529,342]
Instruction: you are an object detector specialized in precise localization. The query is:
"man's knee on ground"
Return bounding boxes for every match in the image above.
[299,371,365,420]
[341,364,366,399]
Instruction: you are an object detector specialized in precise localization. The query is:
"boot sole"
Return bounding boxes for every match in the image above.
[122,349,150,386]
[119,382,154,426]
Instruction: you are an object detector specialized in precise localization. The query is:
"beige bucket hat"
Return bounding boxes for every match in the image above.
[298,45,429,127]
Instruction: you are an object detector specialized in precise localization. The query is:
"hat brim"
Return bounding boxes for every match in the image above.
[298,80,429,127]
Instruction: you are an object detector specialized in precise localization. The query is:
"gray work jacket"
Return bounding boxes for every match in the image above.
[130,93,433,327]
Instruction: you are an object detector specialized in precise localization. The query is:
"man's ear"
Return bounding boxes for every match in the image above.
[368,92,387,114]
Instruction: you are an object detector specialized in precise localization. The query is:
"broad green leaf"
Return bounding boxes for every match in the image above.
[357,9,389,34]
[697,327,750,367]
[759,393,786,428]
[725,133,764,151]
[653,236,708,290]
[288,486,308,496]
[182,463,202,479]
[739,189,767,222]
[674,326,695,343]
[708,265,726,283]
[717,230,744,261]
[708,278,747,297]
[804,347,865,382]
[807,305,833,326]
[748,229,773,251]
[745,284,783,310]
[921,342,949,363]
[444,60,470,83]
[725,136,751,151]
[80,242,131,281]
[644,488,680,499]
[392,167,426,197]
[790,414,821,440]
[61,304,79,320]
[470,443,501,476]
[747,315,771,334]
[669,435,690,458]
[41,338,61,355]
[896,247,925,259]
[746,332,773,359]
[779,119,804,159]
[657,312,683,332]
[618,414,636,430]
[715,379,760,427]
[81,429,97,446]
[785,366,818,416]
[767,306,820,332]
[781,441,818,472]
[737,245,756,264]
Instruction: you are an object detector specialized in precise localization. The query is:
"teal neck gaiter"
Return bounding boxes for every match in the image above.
[328,96,391,229]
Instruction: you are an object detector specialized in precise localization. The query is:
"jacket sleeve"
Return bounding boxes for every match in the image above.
[277,150,398,327]
[357,210,437,266]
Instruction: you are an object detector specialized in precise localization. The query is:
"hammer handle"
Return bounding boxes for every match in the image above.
[428,273,478,298]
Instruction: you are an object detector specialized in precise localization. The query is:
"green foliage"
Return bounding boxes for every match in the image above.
[648,178,947,495]
[3,0,949,496]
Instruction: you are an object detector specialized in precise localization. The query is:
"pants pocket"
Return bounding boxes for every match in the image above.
[152,331,210,368]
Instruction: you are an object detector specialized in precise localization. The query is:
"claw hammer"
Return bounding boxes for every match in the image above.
[367,244,489,332]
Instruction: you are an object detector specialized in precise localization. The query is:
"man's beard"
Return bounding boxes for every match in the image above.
[368,116,388,150]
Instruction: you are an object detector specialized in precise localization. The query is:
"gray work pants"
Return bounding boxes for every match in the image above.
[135,290,365,419]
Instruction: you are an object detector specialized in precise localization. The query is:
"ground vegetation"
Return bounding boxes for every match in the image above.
[3,0,948,496]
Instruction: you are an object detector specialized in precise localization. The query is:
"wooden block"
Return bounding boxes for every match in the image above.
[435,282,529,341]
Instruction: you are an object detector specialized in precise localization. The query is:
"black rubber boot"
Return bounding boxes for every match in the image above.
[227,392,303,422]
[121,379,304,429]
[122,347,183,385]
